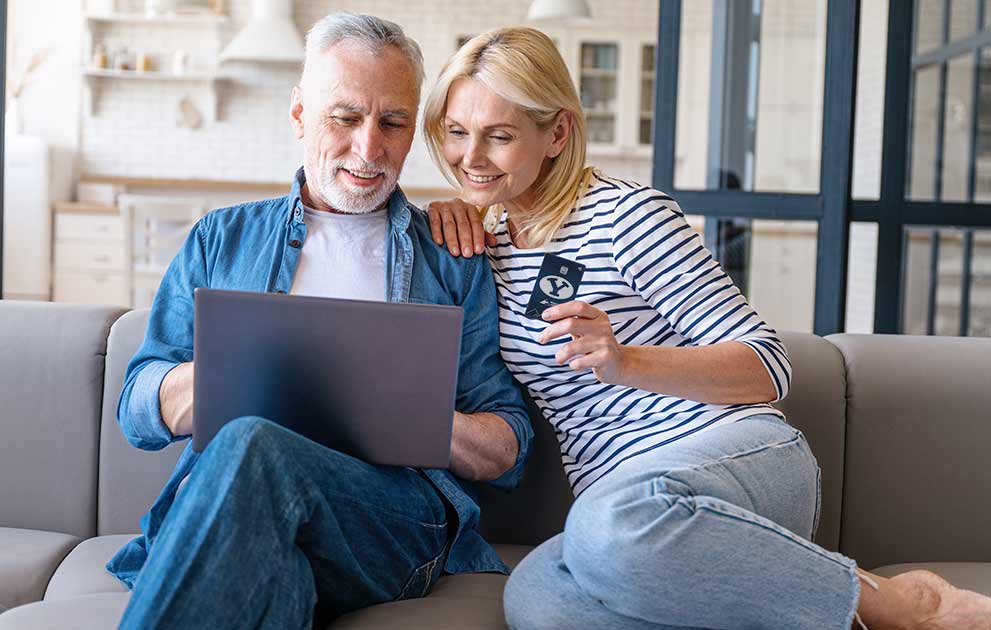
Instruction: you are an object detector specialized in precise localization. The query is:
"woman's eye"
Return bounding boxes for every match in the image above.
[448,129,467,137]
[491,135,512,142]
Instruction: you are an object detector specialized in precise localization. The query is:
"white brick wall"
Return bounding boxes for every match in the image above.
[80,0,659,188]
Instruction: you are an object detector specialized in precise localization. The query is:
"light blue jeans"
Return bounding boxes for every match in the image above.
[504,414,861,629]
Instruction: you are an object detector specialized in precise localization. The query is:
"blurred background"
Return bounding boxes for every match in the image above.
[2,0,988,337]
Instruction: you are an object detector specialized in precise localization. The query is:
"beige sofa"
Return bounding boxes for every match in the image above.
[0,300,989,628]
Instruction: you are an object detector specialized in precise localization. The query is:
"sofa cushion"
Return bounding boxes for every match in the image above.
[0,528,79,610]
[872,562,991,596]
[829,334,991,569]
[98,309,185,536]
[0,593,129,629]
[331,544,531,629]
[44,535,133,601]
[0,302,127,538]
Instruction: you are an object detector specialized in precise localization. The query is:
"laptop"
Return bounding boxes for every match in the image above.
[192,288,462,469]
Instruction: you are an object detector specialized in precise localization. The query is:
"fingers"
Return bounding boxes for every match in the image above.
[485,230,498,247]
[440,208,462,256]
[555,337,596,365]
[539,315,598,343]
[542,301,602,323]
[427,203,444,246]
[468,208,487,255]
[453,205,476,258]
[567,349,611,372]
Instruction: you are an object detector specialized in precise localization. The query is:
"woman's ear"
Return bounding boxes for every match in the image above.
[546,110,573,159]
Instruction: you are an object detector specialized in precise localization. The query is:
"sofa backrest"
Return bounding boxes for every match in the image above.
[97,309,185,536]
[476,331,850,551]
[97,315,851,550]
[828,333,991,569]
[0,301,126,538]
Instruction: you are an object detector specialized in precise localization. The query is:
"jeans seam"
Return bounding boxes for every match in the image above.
[685,497,854,573]
[648,431,804,496]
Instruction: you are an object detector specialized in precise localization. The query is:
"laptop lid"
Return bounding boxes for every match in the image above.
[192,288,462,469]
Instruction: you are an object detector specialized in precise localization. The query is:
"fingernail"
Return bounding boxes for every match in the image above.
[463,247,471,257]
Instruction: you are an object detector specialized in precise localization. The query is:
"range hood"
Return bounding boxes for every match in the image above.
[220,0,304,63]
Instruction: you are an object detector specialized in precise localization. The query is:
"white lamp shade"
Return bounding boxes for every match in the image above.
[526,0,592,21]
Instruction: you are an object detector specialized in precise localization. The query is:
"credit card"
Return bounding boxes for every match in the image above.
[524,253,586,320]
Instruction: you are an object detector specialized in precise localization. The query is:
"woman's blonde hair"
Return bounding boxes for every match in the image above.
[423,27,593,247]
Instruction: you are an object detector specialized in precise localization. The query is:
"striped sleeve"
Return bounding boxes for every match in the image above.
[609,189,792,401]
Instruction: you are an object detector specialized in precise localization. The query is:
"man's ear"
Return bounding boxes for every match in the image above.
[290,86,305,140]
[546,110,573,159]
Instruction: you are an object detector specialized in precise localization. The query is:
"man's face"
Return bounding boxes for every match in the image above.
[291,42,419,214]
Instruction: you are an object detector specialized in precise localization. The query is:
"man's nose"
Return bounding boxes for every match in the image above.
[353,122,385,163]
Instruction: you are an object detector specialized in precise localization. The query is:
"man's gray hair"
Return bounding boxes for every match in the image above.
[304,12,425,91]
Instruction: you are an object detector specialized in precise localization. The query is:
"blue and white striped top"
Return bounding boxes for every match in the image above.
[487,171,792,496]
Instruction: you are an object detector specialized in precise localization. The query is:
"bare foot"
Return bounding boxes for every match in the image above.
[864,571,991,630]
[888,570,991,630]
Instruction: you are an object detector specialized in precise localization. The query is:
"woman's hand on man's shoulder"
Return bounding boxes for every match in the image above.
[426,199,496,258]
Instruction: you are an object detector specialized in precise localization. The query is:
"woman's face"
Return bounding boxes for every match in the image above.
[442,78,566,212]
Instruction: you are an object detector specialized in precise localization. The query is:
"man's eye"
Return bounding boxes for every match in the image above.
[383,121,407,129]
[333,116,359,125]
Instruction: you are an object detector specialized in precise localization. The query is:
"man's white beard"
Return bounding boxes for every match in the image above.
[314,160,399,214]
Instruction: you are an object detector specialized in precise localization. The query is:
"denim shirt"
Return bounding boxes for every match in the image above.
[107,168,533,587]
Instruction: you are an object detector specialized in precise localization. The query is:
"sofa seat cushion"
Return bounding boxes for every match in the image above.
[44,535,134,601]
[0,593,129,628]
[330,544,533,629]
[872,562,991,596]
[0,528,79,611]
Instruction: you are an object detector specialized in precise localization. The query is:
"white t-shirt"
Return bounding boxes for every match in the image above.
[289,206,388,301]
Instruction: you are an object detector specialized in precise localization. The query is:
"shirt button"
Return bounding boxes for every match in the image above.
[289,239,302,248]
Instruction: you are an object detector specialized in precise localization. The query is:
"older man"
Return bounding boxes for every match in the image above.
[108,12,532,629]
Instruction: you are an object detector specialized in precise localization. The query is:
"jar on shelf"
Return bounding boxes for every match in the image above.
[91,44,108,70]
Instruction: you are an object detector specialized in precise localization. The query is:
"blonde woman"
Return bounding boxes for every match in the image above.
[423,27,991,630]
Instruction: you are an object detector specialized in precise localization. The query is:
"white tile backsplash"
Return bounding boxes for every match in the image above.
[80,0,658,188]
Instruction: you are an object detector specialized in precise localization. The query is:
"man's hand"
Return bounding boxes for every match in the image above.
[449,410,518,482]
[160,361,195,438]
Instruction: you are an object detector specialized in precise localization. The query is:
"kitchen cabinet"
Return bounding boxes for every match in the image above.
[52,203,129,307]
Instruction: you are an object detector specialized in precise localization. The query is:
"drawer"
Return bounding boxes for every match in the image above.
[55,213,124,241]
[55,241,125,271]
[53,270,128,307]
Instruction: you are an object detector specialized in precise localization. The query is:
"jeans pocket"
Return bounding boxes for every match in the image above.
[396,549,445,601]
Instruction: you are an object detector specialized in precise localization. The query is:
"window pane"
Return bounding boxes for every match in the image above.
[852,0,888,200]
[674,0,713,189]
[845,222,878,333]
[674,0,827,193]
[692,216,818,333]
[580,43,618,145]
[916,0,946,55]
[950,0,979,41]
[902,227,991,336]
[753,0,827,193]
[942,54,975,202]
[908,65,941,200]
[639,44,655,145]
[975,48,991,201]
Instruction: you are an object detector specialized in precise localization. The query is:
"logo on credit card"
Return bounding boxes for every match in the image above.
[538,275,575,299]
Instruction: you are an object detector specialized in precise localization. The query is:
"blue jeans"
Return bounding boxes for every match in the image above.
[120,416,452,629]
[504,414,861,630]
